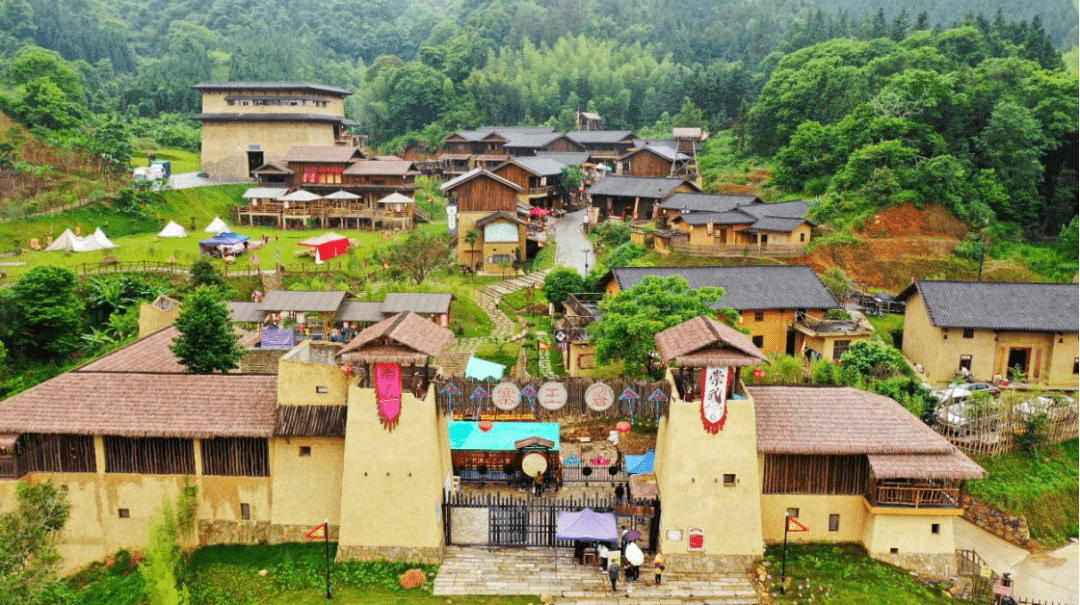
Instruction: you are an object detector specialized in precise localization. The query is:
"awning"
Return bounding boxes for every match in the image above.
[625,451,655,474]
[465,356,505,381]
[448,421,560,451]
[555,508,618,541]
[199,232,250,246]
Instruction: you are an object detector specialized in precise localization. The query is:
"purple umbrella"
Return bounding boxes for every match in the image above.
[626,529,642,541]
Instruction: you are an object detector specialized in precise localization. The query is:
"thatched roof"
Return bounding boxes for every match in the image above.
[654,315,767,367]
[78,326,188,373]
[0,434,18,449]
[868,451,985,481]
[629,473,659,500]
[337,312,454,364]
[0,373,277,438]
[275,405,347,436]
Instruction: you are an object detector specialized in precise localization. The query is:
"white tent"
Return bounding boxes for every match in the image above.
[91,227,118,249]
[204,217,230,233]
[44,227,117,252]
[158,220,188,238]
[44,228,79,252]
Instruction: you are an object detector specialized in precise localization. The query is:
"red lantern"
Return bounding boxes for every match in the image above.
[753,368,765,381]
[616,421,631,433]
[341,364,353,377]
[478,420,494,433]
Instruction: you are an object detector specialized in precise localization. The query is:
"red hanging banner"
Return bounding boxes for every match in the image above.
[375,363,402,430]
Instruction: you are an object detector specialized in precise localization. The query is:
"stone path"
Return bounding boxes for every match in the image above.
[553,209,595,276]
[537,330,555,377]
[433,547,759,604]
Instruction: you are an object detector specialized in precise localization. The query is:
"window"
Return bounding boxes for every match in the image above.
[241,503,251,520]
[800,232,806,242]
[299,446,312,457]
[829,514,840,532]
[723,474,736,486]
[1074,358,1078,375]
[754,311,765,322]
[959,355,972,372]
[752,335,764,348]
[118,508,130,518]
[832,340,852,361]
[890,547,899,554]
[315,386,329,394]
[786,507,800,519]
[931,523,940,534]
[963,328,975,339]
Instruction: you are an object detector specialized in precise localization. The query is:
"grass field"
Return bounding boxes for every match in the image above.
[131,148,201,174]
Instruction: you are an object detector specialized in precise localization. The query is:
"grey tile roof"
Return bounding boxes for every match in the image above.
[505,157,566,176]
[586,176,692,199]
[676,211,756,226]
[228,302,268,323]
[477,126,556,136]
[900,281,1080,332]
[660,193,761,212]
[632,138,677,150]
[626,145,688,162]
[566,130,635,144]
[192,81,352,96]
[382,292,454,315]
[281,146,363,163]
[503,133,567,149]
[535,151,591,166]
[608,265,839,310]
[738,200,810,220]
[440,168,523,192]
[745,217,809,232]
[335,301,386,323]
[258,290,348,313]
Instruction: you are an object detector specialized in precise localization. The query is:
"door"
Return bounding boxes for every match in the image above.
[247,151,264,176]
[786,330,797,356]
[1006,348,1029,380]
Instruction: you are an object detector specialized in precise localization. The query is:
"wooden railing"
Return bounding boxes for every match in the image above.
[76,260,190,276]
[669,241,806,258]
[868,481,961,508]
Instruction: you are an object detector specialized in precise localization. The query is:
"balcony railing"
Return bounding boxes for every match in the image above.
[867,480,962,509]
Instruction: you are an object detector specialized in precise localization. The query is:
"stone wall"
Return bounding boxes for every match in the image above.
[869,551,956,580]
[198,520,271,545]
[962,495,1032,549]
[337,545,443,565]
[270,524,340,544]
[664,554,758,574]
[241,349,287,374]
[450,507,488,545]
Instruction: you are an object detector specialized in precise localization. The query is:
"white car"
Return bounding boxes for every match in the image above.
[1013,395,1077,422]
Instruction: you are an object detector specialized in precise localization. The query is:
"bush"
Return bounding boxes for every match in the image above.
[605,242,646,268]
[592,220,631,247]
[542,267,586,309]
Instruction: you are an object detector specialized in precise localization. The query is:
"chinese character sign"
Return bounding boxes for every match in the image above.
[700,366,729,434]
[584,383,615,412]
[538,381,568,410]
[491,382,521,411]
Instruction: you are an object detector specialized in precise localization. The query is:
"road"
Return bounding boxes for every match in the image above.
[552,209,595,276]
[954,518,1079,603]
[169,172,249,190]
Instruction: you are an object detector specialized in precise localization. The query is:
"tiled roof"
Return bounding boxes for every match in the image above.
[343,160,416,176]
[737,200,810,220]
[660,193,761,212]
[535,152,591,166]
[632,138,677,150]
[654,315,768,366]
[607,265,838,311]
[0,372,278,438]
[676,211,756,226]
[335,301,386,323]
[626,145,688,162]
[566,130,635,144]
[502,157,565,176]
[586,176,693,199]
[898,281,1079,332]
[281,146,363,163]
[382,292,453,315]
[745,217,809,232]
[440,168,523,192]
[228,302,267,324]
[337,312,454,362]
[258,290,348,313]
[192,82,352,96]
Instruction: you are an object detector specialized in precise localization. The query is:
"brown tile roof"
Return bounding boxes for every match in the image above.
[751,386,957,456]
[78,326,188,373]
[281,146,364,163]
[343,160,416,176]
[654,315,767,367]
[337,311,454,363]
[0,373,277,438]
[868,450,985,481]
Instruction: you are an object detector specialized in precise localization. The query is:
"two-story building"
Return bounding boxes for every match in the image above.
[440,168,529,272]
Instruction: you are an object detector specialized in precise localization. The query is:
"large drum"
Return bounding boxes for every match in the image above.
[522,452,548,477]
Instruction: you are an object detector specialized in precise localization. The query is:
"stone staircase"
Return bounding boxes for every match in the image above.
[480,270,549,300]
[260,271,283,292]
[433,547,759,605]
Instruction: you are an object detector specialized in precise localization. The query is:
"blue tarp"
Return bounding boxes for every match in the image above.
[555,508,618,541]
[198,232,250,246]
[465,356,505,381]
[624,451,655,475]
[448,421,560,451]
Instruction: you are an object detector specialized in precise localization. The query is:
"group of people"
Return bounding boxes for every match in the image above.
[584,531,665,593]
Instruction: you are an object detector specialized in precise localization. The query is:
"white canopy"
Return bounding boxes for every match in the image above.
[44,228,117,252]
[204,217,231,233]
[378,192,414,205]
[324,190,361,200]
[280,189,322,203]
[91,228,117,249]
[157,220,188,238]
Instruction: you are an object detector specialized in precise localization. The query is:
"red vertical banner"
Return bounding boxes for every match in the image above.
[375,363,402,430]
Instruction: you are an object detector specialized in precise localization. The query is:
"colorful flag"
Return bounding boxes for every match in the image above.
[539,340,552,350]
[786,516,809,533]
[306,522,327,539]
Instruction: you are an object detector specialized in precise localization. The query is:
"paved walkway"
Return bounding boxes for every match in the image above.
[553,209,595,276]
[169,172,249,190]
[433,547,758,604]
[955,519,1079,604]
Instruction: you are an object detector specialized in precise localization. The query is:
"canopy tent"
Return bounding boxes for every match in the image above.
[45,228,117,252]
[324,190,361,201]
[297,232,349,263]
[555,508,618,541]
[204,217,231,233]
[530,207,551,217]
[624,451,655,475]
[465,356,505,381]
[448,421,560,452]
[157,220,188,238]
[199,232,250,256]
[280,189,322,203]
[378,192,414,205]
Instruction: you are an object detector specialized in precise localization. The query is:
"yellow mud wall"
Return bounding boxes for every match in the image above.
[269,436,345,527]
[994,332,1062,384]
[760,492,868,544]
[568,342,596,377]
[862,513,957,555]
[138,302,179,338]
[277,346,350,406]
[200,121,337,178]
[1048,333,1080,388]
[738,309,824,357]
[456,211,485,265]
[200,90,345,116]
[655,373,763,558]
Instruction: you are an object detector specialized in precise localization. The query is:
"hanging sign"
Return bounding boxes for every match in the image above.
[491,382,521,411]
[584,382,616,412]
[538,381,568,410]
[375,363,402,430]
[688,527,705,551]
[701,366,729,433]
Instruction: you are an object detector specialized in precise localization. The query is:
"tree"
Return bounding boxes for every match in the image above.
[542,267,586,310]
[2,266,82,362]
[588,275,736,377]
[463,229,481,267]
[189,257,225,290]
[839,339,910,380]
[558,165,582,205]
[140,483,196,605]
[383,230,452,284]
[0,480,73,605]
[170,286,244,374]
[87,116,133,169]
[820,267,852,303]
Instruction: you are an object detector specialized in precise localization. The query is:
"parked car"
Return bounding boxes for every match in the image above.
[1012,394,1077,422]
[930,382,999,404]
[934,398,1002,435]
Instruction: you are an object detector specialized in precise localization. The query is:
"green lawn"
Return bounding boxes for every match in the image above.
[132,147,201,174]
[967,438,1079,546]
[763,543,956,605]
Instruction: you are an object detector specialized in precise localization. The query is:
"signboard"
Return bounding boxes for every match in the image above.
[701,366,729,433]
[491,382,521,411]
[446,205,458,234]
[688,527,704,551]
[979,565,992,579]
[584,382,615,412]
[554,329,569,343]
[991,585,1013,597]
[666,530,683,542]
[537,381,568,410]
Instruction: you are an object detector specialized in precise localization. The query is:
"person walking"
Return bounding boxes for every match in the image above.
[533,471,543,497]
[607,551,620,592]
[654,551,665,585]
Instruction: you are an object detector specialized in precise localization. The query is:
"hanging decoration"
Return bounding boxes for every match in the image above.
[619,386,640,423]
[341,364,353,378]
[440,381,460,415]
[491,382,521,411]
[538,381,568,410]
[375,363,402,430]
[700,366,730,434]
[753,368,765,381]
[616,420,632,433]
[470,385,489,417]
[649,388,668,417]
[478,419,494,433]
[563,454,580,466]
[520,384,538,412]
[584,382,616,412]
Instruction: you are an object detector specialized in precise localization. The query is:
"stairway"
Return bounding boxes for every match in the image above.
[260,271,283,292]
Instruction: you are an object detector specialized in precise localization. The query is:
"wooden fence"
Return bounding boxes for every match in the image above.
[669,241,805,258]
[435,376,671,421]
[957,549,1000,603]
[931,390,1079,457]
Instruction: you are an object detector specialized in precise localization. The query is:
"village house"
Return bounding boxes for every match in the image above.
[0,312,979,582]
[492,157,567,210]
[440,168,532,272]
[565,130,636,171]
[898,280,1080,387]
[192,82,357,179]
[586,176,700,222]
[654,194,813,255]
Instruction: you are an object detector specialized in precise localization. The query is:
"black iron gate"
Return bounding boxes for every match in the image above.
[445,492,660,549]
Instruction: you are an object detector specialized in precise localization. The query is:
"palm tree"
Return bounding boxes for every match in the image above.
[464,229,481,268]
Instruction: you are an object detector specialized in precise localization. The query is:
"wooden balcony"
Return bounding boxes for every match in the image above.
[867,480,962,509]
